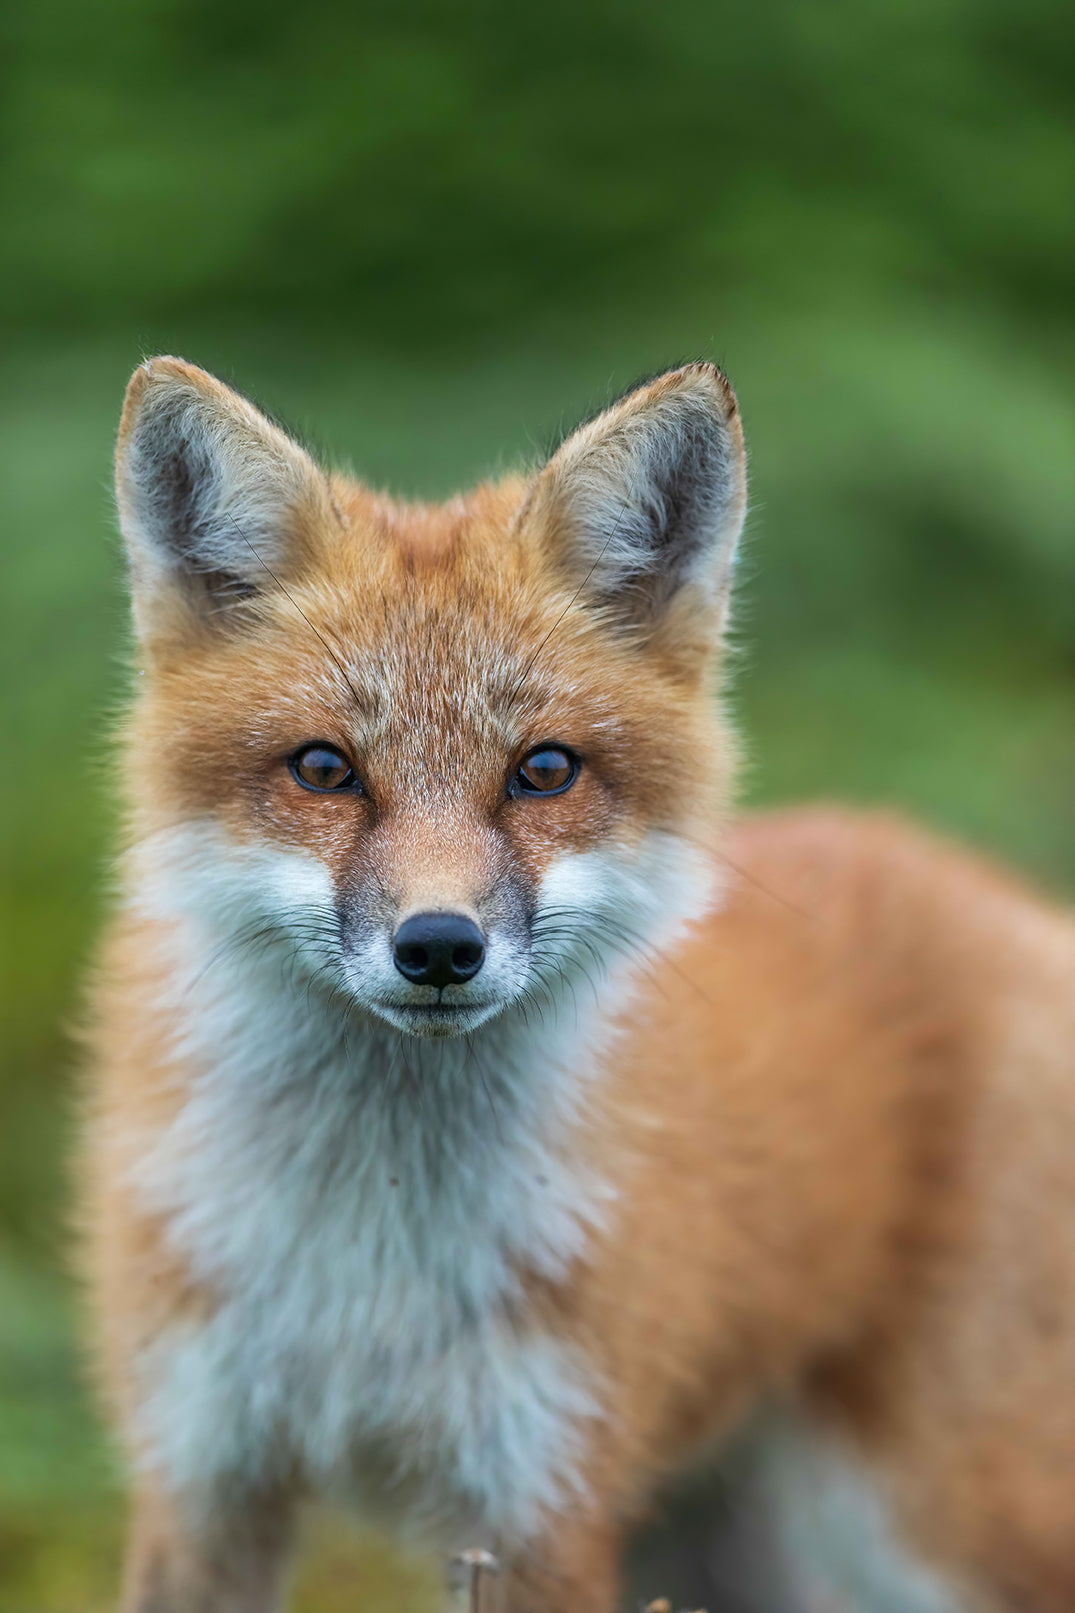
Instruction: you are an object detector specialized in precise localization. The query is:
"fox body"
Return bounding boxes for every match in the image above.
[85,359,1075,1612]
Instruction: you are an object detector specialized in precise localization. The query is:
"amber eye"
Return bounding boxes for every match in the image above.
[289,744,359,792]
[512,745,578,798]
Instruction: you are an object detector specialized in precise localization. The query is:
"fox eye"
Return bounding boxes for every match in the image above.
[290,744,359,792]
[512,745,578,798]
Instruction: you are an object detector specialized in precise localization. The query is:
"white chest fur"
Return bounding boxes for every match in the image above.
[127,930,610,1542]
[120,822,718,1541]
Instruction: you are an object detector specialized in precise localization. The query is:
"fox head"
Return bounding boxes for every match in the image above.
[116,358,746,1039]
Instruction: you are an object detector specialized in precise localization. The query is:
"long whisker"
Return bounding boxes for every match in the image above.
[181,909,346,1002]
[711,846,824,925]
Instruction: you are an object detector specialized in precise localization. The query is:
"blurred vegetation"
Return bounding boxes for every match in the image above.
[1,0,1073,1606]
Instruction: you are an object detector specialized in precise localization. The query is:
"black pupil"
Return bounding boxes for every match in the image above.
[299,747,350,787]
[521,748,571,792]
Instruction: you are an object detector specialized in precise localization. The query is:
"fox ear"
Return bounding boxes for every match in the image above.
[523,362,747,631]
[115,357,337,638]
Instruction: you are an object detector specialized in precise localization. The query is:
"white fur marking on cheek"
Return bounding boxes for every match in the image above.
[129,822,340,989]
[533,830,722,1009]
[130,822,336,929]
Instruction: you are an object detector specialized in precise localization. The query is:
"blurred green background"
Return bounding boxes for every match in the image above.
[1,0,1073,1606]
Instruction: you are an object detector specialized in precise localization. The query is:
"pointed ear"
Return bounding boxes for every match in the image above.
[521,362,747,632]
[115,357,339,639]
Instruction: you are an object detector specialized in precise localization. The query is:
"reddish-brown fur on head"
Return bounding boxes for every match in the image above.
[116,357,746,1036]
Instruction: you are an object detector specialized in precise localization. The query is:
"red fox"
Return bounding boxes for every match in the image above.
[84,357,1075,1612]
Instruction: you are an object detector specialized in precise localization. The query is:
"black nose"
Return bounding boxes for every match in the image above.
[392,911,486,989]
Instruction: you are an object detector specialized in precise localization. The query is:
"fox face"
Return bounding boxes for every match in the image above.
[117,359,747,1041]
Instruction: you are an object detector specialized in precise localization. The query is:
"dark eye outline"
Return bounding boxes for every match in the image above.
[288,742,363,794]
[509,744,580,799]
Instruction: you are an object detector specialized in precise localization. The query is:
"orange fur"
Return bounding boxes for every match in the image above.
[83,358,1075,1612]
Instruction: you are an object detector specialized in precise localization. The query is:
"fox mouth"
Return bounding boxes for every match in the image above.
[372,997,506,1038]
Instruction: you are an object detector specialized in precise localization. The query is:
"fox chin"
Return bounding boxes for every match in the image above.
[83,355,1075,1613]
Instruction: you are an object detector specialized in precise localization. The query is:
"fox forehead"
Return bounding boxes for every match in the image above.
[300,497,596,745]
[140,484,710,819]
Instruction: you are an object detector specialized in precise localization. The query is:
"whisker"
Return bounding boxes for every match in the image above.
[711,846,823,924]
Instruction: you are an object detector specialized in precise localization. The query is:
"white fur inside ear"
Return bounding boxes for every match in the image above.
[533,368,747,614]
[117,362,328,615]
